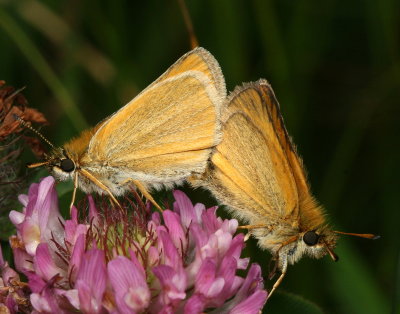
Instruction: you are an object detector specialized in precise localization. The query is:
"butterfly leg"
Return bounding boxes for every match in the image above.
[69,171,79,212]
[266,235,298,298]
[268,256,279,280]
[268,256,288,299]
[79,168,122,208]
[238,224,271,241]
[123,179,163,212]
[237,224,269,230]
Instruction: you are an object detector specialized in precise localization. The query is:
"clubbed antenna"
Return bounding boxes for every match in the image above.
[13,114,55,149]
[334,231,380,240]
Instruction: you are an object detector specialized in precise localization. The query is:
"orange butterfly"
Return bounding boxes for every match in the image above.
[192,79,378,296]
[27,47,226,210]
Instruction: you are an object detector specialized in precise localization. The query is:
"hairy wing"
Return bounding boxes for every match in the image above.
[86,48,225,180]
[87,67,224,180]
[243,80,311,203]
[152,47,226,99]
[254,81,323,228]
[206,82,302,221]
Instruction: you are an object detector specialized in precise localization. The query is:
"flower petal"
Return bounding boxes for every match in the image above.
[230,290,268,314]
[76,249,107,313]
[157,229,181,268]
[12,246,33,273]
[173,190,197,228]
[9,210,25,225]
[34,243,64,281]
[153,265,186,305]
[18,194,29,207]
[183,294,205,314]
[69,234,85,282]
[20,219,41,255]
[162,210,187,254]
[108,256,150,313]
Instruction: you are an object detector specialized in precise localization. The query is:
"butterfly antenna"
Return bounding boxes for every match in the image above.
[334,231,380,240]
[13,114,55,149]
[177,0,198,49]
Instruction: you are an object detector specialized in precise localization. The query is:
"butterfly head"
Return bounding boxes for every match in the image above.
[28,147,77,181]
[301,229,339,261]
[278,226,379,268]
[48,148,77,181]
[277,228,339,266]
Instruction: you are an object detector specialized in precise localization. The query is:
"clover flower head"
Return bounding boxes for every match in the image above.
[4,176,267,313]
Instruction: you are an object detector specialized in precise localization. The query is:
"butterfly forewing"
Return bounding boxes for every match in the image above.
[256,81,311,204]
[253,81,325,228]
[85,48,225,183]
[152,47,226,98]
[205,82,301,222]
[210,113,283,221]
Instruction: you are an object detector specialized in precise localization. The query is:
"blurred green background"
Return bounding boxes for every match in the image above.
[0,0,398,313]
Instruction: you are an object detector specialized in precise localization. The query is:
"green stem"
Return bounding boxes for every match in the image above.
[0,8,87,131]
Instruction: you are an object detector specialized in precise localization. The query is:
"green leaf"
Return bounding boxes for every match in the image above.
[266,291,324,314]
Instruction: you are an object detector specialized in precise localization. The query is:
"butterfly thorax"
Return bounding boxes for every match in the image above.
[63,126,100,158]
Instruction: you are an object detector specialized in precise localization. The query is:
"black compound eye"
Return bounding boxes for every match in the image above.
[60,158,75,172]
[303,231,319,246]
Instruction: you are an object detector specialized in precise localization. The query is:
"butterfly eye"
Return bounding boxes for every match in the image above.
[60,158,75,172]
[303,231,319,246]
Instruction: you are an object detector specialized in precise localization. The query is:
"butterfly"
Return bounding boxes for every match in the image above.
[27,47,226,210]
[191,79,377,296]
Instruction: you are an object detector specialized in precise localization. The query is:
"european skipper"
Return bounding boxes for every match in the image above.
[192,79,378,296]
[27,47,226,209]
